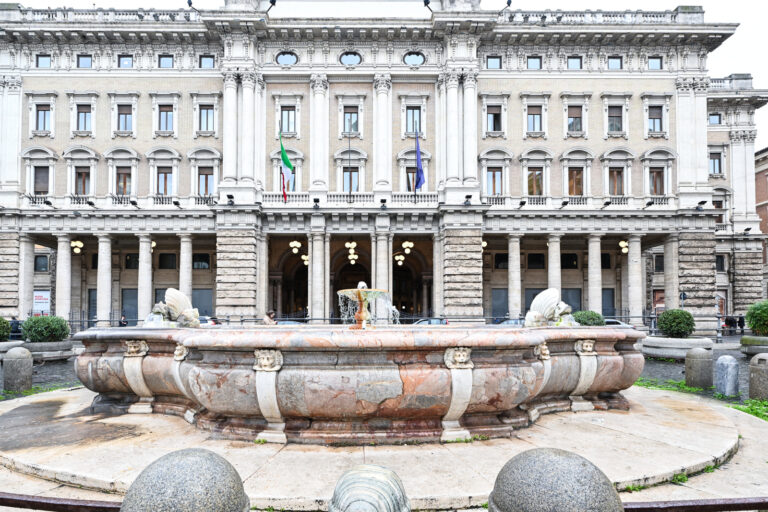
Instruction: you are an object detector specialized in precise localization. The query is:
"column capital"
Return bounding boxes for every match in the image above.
[463,70,478,88]
[241,71,258,88]
[588,233,603,241]
[507,233,523,241]
[138,234,152,242]
[442,69,461,89]
[665,233,679,242]
[547,233,564,241]
[373,73,392,94]
[178,233,193,241]
[222,71,238,88]
[628,234,644,242]
[19,234,33,243]
[56,234,72,242]
[310,73,329,94]
[95,233,112,242]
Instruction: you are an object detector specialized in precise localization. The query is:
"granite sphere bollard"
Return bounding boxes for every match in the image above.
[749,353,768,400]
[120,448,249,512]
[685,347,713,389]
[329,464,410,512]
[488,448,622,512]
[2,347,33,392]
[714,355,739,398]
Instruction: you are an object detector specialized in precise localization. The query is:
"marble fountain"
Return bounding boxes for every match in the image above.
[74,287,644,445]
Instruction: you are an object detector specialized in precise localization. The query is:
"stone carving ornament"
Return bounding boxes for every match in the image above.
[524,288,579,327]
[174,344,189,362]
[125,340,149,358]
[254,350,283,372]
[534,342,551,360]
[444,347,473,369]
[575,339,596,355]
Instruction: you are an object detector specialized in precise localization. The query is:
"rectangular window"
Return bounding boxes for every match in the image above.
[716,255,726,272]
[36,54,51,68]
[280,106,295,133]
[343,167,359,193]
[34,255,49,272]
[561,253,578,270]
[601,253,611,269]
[486,55,502,69]
[116,167,131,196]
[713,200,725,223]
[608,56,623,70]
[117,104,132,131]
[567,105,582,132]
[158,253,177,270]
[650,167,665,195]
[158,54,174,68]
[75,167,90,196]
[157,167,172,196]
[709,152,722,174]
[527,56,542,70]
[527,105,542,132]
[487,167,503,196]
[648,106,663,132]
[77,104,91,131]
[36,104,50,131]
[198,167,214,196]
[158,105,173,131]
[193,253,211,269]
[199,55,215,69]
[343,105,359,133]
[654,255,664,273]
[608,105,623,132]
[125,254,139,270]
[567,56,582,70]
[568,167,584,196]
[527,167,544,196]
[77,54,92,68]
[118,54,133,68]
[648,56,663,70]
[487,105,502,132]
[608,167,624,195]
[199,105,214,131]
[406,106,421,135]
[527,253,546,270]
[33,166,49,195]
[709,113,722,125]
[406,167,417,192]
[494,253,508,269]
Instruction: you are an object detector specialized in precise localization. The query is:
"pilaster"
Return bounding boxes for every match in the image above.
[215,228,258,321]
[677,231,716,317]
[0,233,21,318]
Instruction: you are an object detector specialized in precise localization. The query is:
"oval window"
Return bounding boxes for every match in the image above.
[276,52,298,66]
[403,52,426,67]
[340,52,362,66]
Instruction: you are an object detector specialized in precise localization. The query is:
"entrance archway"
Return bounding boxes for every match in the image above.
[281,261,308,319]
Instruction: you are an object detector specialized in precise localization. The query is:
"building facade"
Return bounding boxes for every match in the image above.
[0,0,766,326]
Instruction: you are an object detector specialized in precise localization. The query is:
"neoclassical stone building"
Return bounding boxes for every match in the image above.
[0,0,765,326]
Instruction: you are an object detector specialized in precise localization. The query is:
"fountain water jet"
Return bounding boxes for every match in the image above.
[337,281,399,328]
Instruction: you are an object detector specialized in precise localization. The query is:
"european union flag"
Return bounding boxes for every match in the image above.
[414,135,425,192]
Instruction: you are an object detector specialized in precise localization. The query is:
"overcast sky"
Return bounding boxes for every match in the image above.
[17,0,768,150]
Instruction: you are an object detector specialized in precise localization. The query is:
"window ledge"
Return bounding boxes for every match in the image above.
[405,132,424,139]
[648,131,667,138]
[486,131,505,138]
[31,130,51,137]
[72,130,92,137]
[607,131,627,139]
[281,131,297,138]
[195,131,216,138]
[341,131,361,138]
[709,173,726,179]
[566,130,585,138]
[154,130,175,138]
[526,131,545,138]
[114,130,134,137]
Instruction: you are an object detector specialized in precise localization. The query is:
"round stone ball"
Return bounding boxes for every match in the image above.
[121,448,249,512]
[488,448,622,512]
[4,347,32,359]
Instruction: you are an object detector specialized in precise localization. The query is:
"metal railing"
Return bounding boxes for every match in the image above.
[152,195,172,206]
[327,193,375,204]
[194,195,216,206]
[525,195,548,206]
[391,192,439,205]
[262,192,310,204]
[69,195,93,206]
[110,194,131,206]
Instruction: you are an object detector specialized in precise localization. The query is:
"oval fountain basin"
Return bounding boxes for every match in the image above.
[74,325,644,445]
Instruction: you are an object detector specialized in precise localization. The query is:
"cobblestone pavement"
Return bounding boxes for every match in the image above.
[0,358,79,401]
[641,336,753,402]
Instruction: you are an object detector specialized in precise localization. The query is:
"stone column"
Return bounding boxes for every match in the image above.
[257,234,269,319]
[370,234,378,289]
[433,233,444,317]
[442,229,483,319]
[137,235,153,322]
[239,72,256,184]
[18,235,34,320]
[462,71,478,185]
[373,74,392,191]
[179,234,193,300]
[55,235,72,321]
[664,234,680,310]
[628,235,644,325]
[253,74,266,190]
[215,229,258,320]
[508,234,521,319]
[445,70,461,185]
[309,74,329,191]
[376,233,390,300]
[588,235,602,314]
[222,72,238,184]
[96,234,112,327]
[324,234,331,320]
[276,279,283,317]
[547,234,562,293]
[677,232,717,318]
[310,233,325,321]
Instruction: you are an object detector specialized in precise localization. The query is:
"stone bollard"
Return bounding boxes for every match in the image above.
[2,347,33,393]
[685,347,713,389]
[714,355,739,397]
[749,353,768,400]
[488,448,622,512]
[329,465,410,512]
[121,448,250,512]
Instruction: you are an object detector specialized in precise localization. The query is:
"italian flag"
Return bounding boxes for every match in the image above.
[279,133,293,203]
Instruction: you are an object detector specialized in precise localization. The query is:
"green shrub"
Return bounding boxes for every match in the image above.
[658,309,695,338]
[746,300,768,336]
[573,310,605,326]
[21,316,70,343]
[0,317,10,341]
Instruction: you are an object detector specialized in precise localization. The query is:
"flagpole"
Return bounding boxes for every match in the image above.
[413,129,418,204]
[280,120,287,204]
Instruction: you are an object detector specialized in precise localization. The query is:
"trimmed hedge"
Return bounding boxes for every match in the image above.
[746,300,768,336]
[21,315,70,343]
[0,317,10,341]
[573,310,605,326]
[657,309,695,338]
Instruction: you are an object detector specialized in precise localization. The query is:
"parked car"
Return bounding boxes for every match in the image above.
[498,318,524,326]
[604,318,634,328]
[199,316,221,326]
[413,318,448,325]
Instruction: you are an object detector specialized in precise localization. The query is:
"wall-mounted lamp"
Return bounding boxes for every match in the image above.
[86,200,96,208]
[464,195,472,207]
[744,227,753,236]
[313,198,320,210]
[560,199,569,209]
[643,200,654,209]
[380,198,387,210]
[619,240,629,254]
[518,199,526,209]
[402,240,414,255]
[227,194,235,207]
[696,200,707,212]
[423,0,432,13]
[130,199,139,209]
[602,200,612,209]
[290,240,302,254]
[172,200,181,208]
